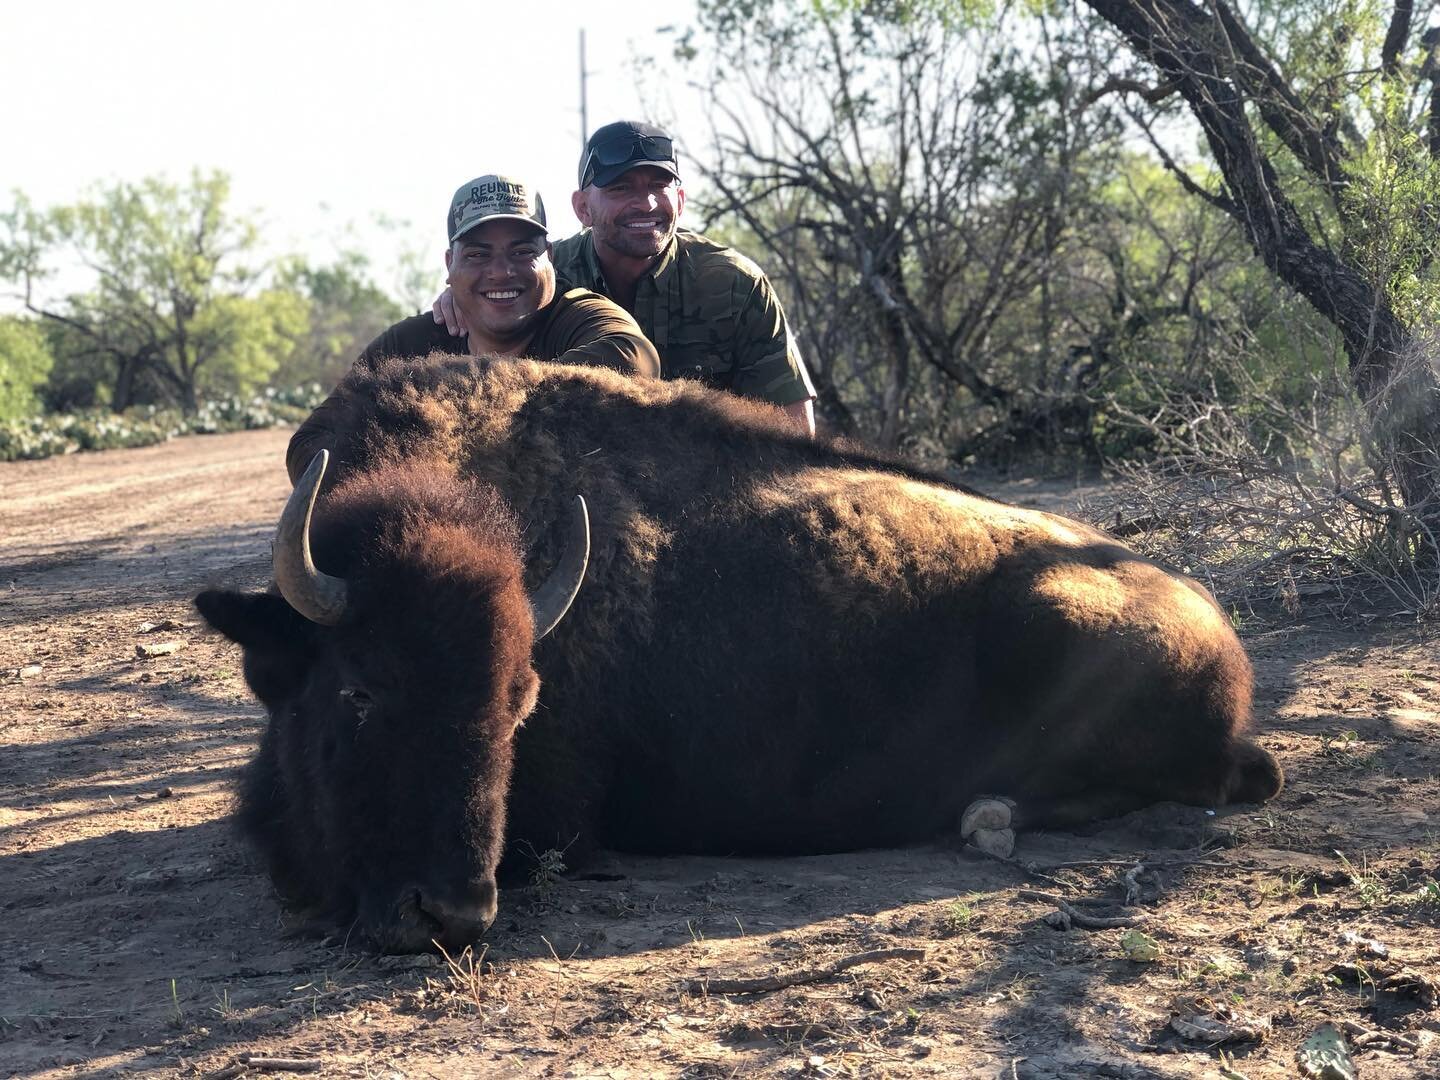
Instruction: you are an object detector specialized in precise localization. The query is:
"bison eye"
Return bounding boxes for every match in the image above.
[339,687,375,723]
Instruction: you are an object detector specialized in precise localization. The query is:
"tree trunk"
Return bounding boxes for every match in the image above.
[112,356,140,413]
[873,302,912,450]
[180,375,198,416]
[1083,0,1440,545]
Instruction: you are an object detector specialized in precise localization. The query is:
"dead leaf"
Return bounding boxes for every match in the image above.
[1169,994,1270,1045]
[138,619,193,634]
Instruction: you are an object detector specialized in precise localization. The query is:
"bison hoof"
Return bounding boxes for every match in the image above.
[967,826,1016,859]
[960,795,1016,839]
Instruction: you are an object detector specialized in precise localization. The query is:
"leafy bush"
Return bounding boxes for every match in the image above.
[0,317,55,421]
[0,383,327,462]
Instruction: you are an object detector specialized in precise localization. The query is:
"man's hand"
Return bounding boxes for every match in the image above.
[781,399,816,438]
[432,288,467,336]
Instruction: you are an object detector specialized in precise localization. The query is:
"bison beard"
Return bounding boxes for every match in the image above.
[198,356,1282,953]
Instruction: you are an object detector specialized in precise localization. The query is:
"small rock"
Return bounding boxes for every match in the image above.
[136,641,184,658]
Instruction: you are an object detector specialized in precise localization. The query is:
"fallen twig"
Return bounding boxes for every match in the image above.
[687,947,926,995]
[1042,858,1247,870]
[1338,1018,1419,1054]
[1122,862,1148,905]
[961,843,1071,888]
[1018,889,1150,930]
[203,1056,322,1079]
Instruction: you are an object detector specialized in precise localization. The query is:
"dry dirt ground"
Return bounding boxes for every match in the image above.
[2,429,1439,1080]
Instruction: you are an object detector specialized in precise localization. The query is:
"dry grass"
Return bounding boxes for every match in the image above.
[1086,344,1440,620]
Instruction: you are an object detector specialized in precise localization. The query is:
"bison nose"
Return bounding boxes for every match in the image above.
[415,879,498,947]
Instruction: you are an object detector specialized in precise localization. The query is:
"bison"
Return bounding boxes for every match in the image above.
[197,356,1282,953]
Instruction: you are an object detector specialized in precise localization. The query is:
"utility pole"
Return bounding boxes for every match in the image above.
[579,29,589,153]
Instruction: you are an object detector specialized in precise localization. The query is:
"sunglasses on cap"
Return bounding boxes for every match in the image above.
[579,134,678,189]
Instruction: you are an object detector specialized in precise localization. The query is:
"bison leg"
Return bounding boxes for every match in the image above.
[1006,788,1160,831]
[960,789,1169,855]
[959,796,1017,858]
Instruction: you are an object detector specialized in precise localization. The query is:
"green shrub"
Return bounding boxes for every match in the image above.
[0,318,55,422]
[0,383,328,462]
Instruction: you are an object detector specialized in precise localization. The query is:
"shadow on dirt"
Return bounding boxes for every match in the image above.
[0,524,272,630]
[0,794,1269,1078]
[3,714,260,809]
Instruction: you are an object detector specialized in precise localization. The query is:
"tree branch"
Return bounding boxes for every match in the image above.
[1381,0,1415,78]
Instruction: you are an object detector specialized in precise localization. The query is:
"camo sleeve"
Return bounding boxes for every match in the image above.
[728,274,816,406]
[539,289,660,378]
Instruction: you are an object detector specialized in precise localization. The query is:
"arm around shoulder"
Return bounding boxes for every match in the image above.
[548,289,660,378]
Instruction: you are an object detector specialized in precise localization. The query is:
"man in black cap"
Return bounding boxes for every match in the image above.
[435,122,817,436]
[288,173,659,483]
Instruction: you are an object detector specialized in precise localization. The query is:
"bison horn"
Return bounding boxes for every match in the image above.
[529,495,590,640]
[273,450,349,626]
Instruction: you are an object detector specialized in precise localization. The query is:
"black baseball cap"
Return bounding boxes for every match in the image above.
[578,121,681,189]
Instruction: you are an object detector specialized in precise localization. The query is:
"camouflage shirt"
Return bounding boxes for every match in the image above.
[550,229,816,406]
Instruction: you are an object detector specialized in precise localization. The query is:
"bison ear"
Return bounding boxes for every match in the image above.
[195,590,311,651]
[196,590,316,708]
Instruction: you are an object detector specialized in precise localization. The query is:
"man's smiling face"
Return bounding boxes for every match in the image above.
[572,165,685,263]
[445,219,556,354]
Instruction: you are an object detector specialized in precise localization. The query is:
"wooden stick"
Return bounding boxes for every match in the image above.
[1017,890,1150,929]
[962,843,1072,889]
[203,1058,322,1080]
[241,1060,322,1074]
[687,947,926,995]
[1042,858,1247,871]
[1122,862,1147,905]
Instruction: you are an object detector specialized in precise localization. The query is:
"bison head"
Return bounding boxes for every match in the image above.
[196,452,588,953]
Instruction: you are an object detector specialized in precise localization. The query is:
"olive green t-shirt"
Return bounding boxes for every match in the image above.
[286,287,658,483]
[550,229,816,406]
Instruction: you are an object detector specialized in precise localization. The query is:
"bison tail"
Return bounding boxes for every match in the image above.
[1224,739,1284,805]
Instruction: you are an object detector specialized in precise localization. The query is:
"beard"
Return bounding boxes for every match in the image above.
[598,215,674,259]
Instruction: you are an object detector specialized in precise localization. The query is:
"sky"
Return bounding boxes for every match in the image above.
[0,0,701,307]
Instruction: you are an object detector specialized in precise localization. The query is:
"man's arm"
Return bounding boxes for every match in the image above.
[432,287,466,336]
[543,289,660,377]
[728,273,818,436]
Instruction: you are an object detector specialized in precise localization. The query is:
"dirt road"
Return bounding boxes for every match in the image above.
[2,430,1437,1078]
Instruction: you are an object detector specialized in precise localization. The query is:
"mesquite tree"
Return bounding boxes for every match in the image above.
[1078,0,1440,547]
[682,2,1127,453]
